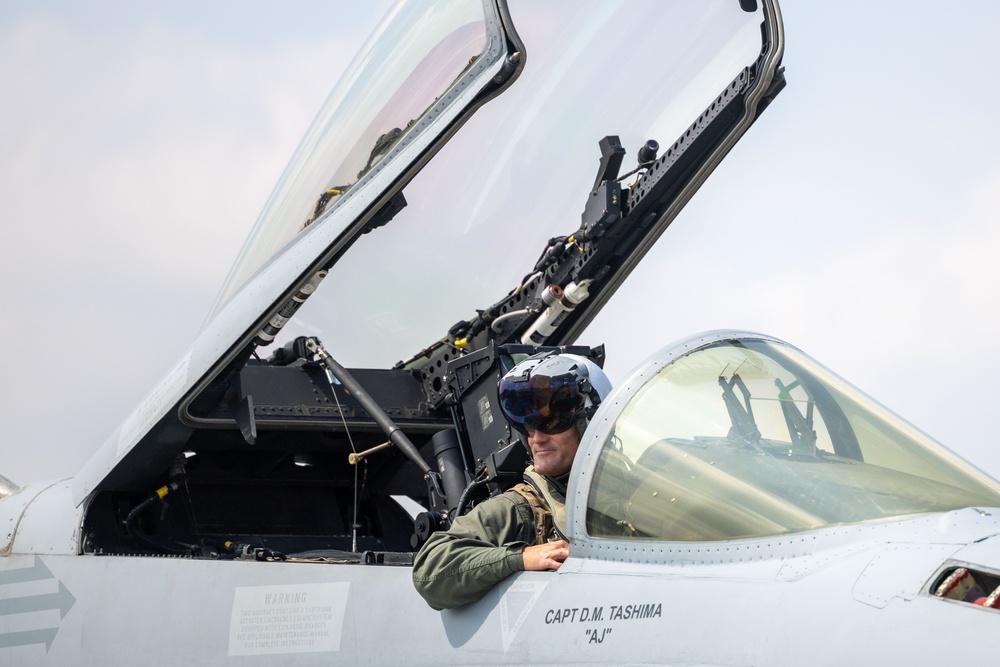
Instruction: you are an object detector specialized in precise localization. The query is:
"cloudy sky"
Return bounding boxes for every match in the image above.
[3,1,1000,486]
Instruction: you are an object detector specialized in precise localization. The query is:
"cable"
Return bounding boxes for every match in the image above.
[328,370,361,554]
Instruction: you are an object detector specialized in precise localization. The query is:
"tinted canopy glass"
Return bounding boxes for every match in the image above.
[585,336,1000,541]
[209,0,492,316]
[278,0,771,367]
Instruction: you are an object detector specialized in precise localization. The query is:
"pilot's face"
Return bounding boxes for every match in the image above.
[527,426,581,477]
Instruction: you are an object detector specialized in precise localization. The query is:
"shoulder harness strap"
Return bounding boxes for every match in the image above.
[510,482,554,545]
[510,468,568,543]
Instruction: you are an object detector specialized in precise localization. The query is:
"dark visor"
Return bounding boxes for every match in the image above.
[498,373,586,435]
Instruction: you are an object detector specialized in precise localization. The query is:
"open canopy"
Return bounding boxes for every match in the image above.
[73,0,787,507]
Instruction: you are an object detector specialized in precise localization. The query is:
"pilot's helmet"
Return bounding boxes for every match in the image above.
[498,352,611,437]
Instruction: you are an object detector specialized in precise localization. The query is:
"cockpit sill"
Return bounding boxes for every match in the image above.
[565,506,1000,572]
[566,507,1000,616]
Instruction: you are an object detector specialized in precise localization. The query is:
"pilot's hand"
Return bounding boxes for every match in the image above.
[522,540,569,571]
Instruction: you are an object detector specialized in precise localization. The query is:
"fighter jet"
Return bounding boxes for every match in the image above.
[3,0,1000,665]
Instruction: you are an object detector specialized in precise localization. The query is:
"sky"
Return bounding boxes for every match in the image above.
[2,1,1000,486]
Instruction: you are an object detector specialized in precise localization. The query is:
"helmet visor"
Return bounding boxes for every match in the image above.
[498,373,586,435]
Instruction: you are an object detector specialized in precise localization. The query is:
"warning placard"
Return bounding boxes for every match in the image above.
[228,583,349,656]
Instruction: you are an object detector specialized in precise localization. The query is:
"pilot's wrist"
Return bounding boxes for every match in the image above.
[507,542,527,571]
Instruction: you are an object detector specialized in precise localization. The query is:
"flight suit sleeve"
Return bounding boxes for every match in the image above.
[412,492,536,610]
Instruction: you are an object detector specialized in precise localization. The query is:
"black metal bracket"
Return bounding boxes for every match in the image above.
[224,372,257,445]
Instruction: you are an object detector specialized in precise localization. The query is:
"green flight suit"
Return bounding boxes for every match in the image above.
[412,469,566,611]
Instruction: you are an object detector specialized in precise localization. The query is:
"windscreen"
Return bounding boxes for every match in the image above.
[586,338,1000,541]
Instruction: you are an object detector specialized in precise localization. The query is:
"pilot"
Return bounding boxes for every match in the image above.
[412,352,611,610]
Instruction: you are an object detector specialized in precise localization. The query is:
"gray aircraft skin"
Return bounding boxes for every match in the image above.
[4,0,1000,665]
